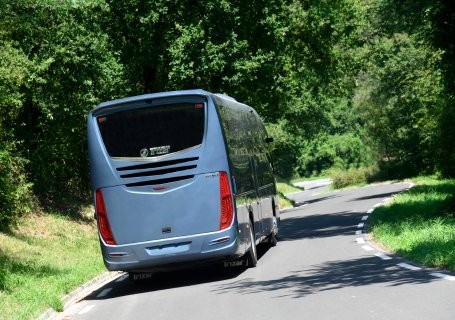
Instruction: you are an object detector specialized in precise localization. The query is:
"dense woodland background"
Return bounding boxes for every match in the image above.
[0,0,454,225]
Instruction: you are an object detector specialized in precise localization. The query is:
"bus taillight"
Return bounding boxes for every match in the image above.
[95,189,117,245]
[219,172,234,230]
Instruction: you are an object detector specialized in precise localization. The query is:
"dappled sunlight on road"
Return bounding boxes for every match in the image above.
[211,256,435,299]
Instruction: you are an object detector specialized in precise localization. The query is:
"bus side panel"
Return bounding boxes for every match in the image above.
[213,94,279,245]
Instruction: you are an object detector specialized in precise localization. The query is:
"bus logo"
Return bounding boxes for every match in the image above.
[139,145,171,158]
[140,148,149,158]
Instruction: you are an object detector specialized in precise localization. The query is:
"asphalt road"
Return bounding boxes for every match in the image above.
[58,182,455,320]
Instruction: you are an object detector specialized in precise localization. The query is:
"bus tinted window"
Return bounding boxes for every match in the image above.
[97,103,204,158]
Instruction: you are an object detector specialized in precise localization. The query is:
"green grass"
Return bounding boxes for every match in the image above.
[276,180,303,209]
[0,208,104,320]
[371,176,455,271]
[276,181,303,195]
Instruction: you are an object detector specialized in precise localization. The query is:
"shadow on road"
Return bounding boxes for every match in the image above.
[291,194,340,207]
[349,191,397,201]
[279,211,362,240]
[212,256,435,298]
[84,244,273,301]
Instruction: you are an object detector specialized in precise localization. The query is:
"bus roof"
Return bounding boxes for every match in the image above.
[93,89,211,111]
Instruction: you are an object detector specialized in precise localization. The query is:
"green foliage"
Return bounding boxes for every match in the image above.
[296,133,372,177]
[105,0,287,120]
[353,32,444,175]
[353,0,455,178]
[439,96,455,177]
[0,147,35,226]
[1,0,126,199]
[0,42,31,123]
[266,120,301,179]
[0,34,36,227]
[330,166,379,189]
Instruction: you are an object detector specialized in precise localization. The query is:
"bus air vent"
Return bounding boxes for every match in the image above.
[119,165,197,179]
[116,157,199,171]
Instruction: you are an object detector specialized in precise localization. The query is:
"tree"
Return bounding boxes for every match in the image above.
[353,0,449,176]
[0,41,35,226]
[1,0,126,197]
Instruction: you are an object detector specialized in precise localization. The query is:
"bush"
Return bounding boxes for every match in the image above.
[296,133,373,177]
[0,148,36,227]
[331,166,379,189]
[266,121,301,179]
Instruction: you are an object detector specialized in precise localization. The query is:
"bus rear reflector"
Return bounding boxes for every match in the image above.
[95,189,117,245]
[219,172,234,230]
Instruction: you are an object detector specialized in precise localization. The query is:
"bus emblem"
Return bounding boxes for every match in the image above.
[140,148,149,158]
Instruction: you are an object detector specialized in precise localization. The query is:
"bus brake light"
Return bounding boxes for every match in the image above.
[219,172,234,230]
[95,189,117,245]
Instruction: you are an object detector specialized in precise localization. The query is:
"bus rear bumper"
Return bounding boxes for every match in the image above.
[101,227,244,272]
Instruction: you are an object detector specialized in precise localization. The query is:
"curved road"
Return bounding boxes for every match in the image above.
[60,182,455,319]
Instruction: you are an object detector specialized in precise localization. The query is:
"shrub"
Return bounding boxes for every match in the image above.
[0,148,36,227]
[266,121,301,179]
[296,133,373,177]
[331,166,379,189]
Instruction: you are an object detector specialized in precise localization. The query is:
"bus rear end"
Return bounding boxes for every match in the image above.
[87,90,243,272]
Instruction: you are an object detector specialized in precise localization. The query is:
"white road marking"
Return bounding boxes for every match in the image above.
[357,222,365,229]
[355,230,362,235]
[79,305,95,315]
[361,215,369,221]
[356,237,365,244]
[375,252,392,260]
[362,245,374,251]
[96,288,113,298]
[430,272,455,281]
[397,263,421,271]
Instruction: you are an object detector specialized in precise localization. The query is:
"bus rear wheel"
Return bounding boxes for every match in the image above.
[268,216,278,247]
[244,219,257,268]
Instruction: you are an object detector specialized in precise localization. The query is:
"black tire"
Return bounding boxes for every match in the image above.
[268,231,278,247]
[244,219,258,268]
[268,216,278,247]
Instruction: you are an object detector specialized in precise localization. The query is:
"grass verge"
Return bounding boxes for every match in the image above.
[276,181,302,208]
[370,176,455,271]
[0,208,104,320]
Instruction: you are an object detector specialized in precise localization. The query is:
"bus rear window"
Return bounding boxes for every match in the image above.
[97,103,205,158]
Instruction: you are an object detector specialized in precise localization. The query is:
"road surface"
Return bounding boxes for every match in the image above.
[59,182,455,320]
